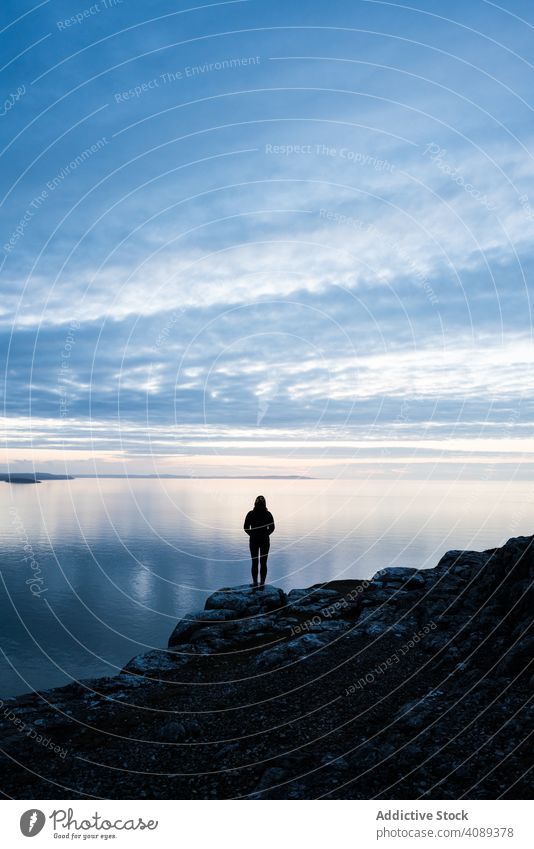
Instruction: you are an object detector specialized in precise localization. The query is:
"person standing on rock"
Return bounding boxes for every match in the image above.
[243,495,275,587]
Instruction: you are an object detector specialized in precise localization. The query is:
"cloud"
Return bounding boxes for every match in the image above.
[4,138,533,330]
[2,0,534,474]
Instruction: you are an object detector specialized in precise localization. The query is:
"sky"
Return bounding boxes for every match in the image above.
[1,0,534,478]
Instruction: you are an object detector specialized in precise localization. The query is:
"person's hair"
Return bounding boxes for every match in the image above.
[254,495,267,510]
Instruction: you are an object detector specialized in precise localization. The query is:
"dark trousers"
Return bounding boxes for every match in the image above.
[249,536,270,584]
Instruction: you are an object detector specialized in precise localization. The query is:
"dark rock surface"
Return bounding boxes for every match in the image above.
[0,537,532,799]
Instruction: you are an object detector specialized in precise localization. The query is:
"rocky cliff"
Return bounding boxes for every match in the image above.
[0,536,532,799]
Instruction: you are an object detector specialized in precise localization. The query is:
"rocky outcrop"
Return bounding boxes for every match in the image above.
[204,584,286,614]
[0,536,532,799]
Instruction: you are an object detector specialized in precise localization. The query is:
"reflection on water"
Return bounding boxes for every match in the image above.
[1,477,532,697]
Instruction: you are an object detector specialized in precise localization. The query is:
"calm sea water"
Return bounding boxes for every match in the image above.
[1,477,532,698]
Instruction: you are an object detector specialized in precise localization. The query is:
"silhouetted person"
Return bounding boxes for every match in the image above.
[244,495,275,587]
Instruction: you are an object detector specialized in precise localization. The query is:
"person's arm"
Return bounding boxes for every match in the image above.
[267,512,275,535]
[244,512,252,535]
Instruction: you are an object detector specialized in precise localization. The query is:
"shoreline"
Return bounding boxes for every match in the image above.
[0,535,532,799]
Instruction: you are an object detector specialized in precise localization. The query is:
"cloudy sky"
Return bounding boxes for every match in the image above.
[1,0,534,477]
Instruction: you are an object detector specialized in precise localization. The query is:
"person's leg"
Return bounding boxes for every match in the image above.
[250,539,259,585]
[259,539,270,585]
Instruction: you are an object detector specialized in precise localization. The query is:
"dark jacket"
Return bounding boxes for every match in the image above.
[244,509,275,539]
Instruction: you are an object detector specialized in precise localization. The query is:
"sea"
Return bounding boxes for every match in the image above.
[1,477,532,698]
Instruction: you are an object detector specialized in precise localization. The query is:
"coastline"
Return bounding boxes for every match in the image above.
[0,535,532,800]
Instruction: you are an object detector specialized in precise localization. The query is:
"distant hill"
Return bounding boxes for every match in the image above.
[74,474,314,480]
[0,473,313,483]
[0,472,74,484]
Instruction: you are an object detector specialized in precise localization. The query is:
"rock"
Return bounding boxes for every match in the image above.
[320,753,349,771]
[395,690,446,729]
[160,720,187,740]
[307,620,348,634]
[498,636,534,676]
[421,632,452,653]
[372,566,426,588]
[285,587,359,621]
[183,624,239,653]
[121,649,189,675]
[253,767,288,797]
[360,585,411,606]
[168,608,236,647]
[435,549,489,577]
[255,632,332,668]
[287,587,341,605]
[168,604,299,655]
[204,584,287,616]
[158,718,201,741]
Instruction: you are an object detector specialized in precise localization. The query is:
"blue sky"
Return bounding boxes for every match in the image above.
[1,0,534,477]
